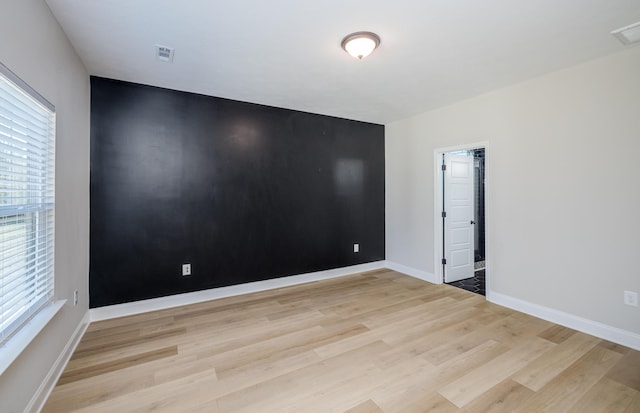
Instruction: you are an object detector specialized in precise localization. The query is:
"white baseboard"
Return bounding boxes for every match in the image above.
[90,261,386,322]
[489,291,640,351]
[26,310,90,413]
[384,260,438,284]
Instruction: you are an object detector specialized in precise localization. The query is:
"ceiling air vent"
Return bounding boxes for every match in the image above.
[611,21,640,46]
[155,45,175,62]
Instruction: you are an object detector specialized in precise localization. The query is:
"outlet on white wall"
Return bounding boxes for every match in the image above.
[73,290,78,306]
[623,290,638,307]
[182,263,191,276]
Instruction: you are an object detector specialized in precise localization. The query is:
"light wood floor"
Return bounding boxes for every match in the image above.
[43,270,640,412]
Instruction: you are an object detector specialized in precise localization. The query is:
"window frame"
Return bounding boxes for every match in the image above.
[0,61,62,375]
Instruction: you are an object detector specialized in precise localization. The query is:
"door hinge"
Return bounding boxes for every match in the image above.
[441,211,446,218]
[441,164,446,171]
[441,258,447,265]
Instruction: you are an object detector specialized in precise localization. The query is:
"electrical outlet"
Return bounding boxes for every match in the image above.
[182,263,191,276]
[73,290,78,306]
[624,290,638,307]
[353,243,359,253]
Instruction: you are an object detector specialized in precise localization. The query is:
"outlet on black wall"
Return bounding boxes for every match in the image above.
[89,77,385,308]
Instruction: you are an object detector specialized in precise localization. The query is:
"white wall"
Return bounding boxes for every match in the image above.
[386,47,640,338]
[0,1,90,412]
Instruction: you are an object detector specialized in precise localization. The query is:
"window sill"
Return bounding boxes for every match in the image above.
[0,299,66,376]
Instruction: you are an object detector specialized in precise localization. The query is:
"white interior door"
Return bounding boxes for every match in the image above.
[444,154,475,283]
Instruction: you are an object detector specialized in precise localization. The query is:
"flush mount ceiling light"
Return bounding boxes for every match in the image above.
[611,21,640,45]
[341,31,381,60]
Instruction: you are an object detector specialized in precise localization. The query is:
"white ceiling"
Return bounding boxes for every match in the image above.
[45,0,640,124]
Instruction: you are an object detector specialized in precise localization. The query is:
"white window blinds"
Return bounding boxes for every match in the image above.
[0,62,55,345]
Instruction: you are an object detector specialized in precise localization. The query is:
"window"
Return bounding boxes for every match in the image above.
[0,62,55,346]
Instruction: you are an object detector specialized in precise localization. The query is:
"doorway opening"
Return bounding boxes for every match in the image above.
[434,144,487,296]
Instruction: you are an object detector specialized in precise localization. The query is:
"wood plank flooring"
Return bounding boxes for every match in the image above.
[42,270,640,412]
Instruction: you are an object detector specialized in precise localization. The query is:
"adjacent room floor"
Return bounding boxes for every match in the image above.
[447,269,486,296]
[43,269,640,412]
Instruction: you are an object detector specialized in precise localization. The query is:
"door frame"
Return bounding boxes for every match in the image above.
[433,142,490,294]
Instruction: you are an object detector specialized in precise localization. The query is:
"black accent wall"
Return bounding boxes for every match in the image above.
[90,77,385,308]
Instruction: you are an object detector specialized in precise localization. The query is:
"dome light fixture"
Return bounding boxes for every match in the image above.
[341,31,381,60]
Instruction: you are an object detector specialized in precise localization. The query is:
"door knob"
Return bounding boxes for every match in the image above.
[470,220,476,224]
